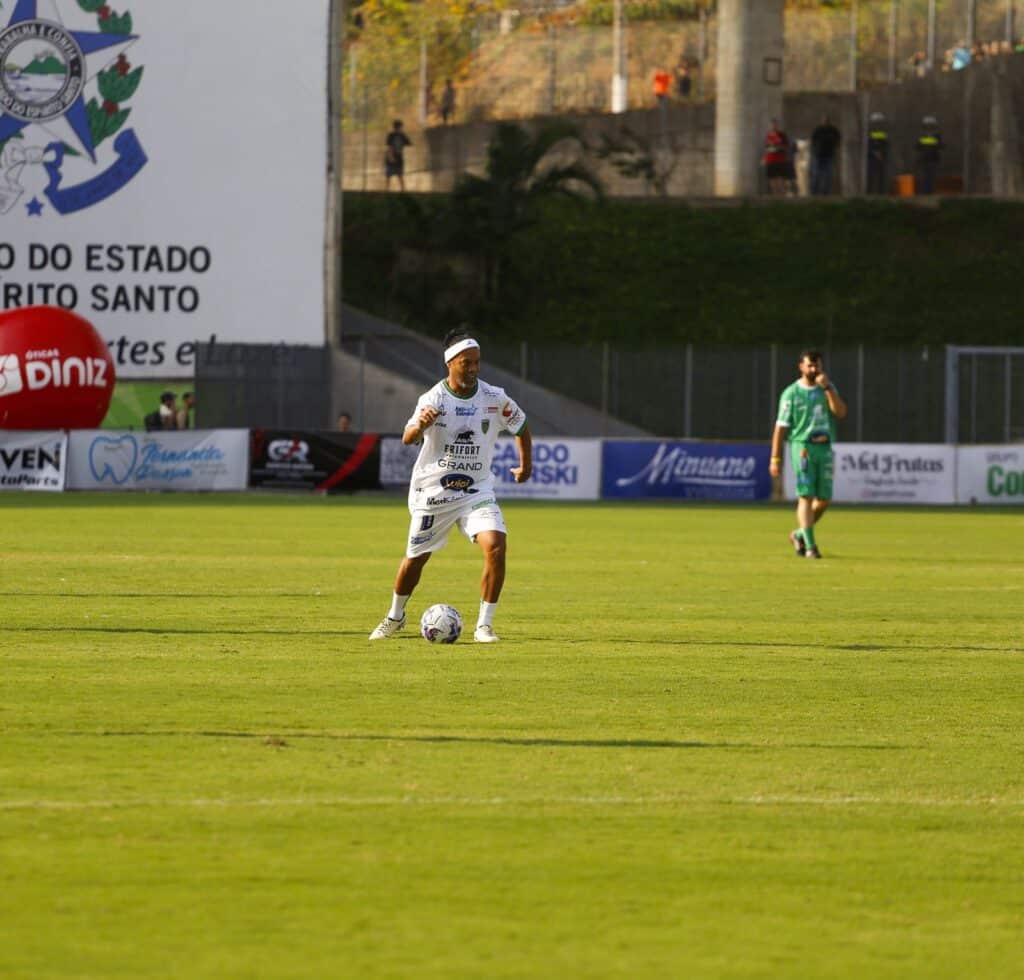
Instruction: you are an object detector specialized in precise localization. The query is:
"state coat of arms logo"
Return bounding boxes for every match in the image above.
[0,0,146,217]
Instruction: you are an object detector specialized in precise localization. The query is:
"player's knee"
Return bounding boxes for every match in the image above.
[480,537,506,564]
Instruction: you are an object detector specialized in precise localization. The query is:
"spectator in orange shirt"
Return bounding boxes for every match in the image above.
[652,68,672,103]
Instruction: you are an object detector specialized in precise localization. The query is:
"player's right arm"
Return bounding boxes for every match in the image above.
[769,424,787,478]
[770,387,792,478]
[402,400,440,445]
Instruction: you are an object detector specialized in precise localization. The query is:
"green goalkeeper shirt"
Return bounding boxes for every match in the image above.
[776,380,839,445]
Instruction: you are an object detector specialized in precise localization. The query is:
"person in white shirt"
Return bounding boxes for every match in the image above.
[369,329,532,643]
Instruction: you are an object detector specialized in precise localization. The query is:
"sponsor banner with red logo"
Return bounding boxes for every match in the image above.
[249,430,382,493]
[66,429,248,491]
[380,437,601,500]
[783,443,956,504]
[0,430,67,491]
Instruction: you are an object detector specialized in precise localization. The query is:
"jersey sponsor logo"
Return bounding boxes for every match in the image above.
[442,431,481,458]
[410,533,433,545]
[440,473,476,493]
[455,406,477,416]
[425,494,459,506]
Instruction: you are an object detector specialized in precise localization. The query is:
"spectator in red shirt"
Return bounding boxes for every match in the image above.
[762,119,791,195]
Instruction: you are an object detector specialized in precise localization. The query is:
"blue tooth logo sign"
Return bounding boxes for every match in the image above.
[0,0,146,217]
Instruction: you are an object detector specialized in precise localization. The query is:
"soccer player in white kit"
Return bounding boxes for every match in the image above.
[369,329,533,643]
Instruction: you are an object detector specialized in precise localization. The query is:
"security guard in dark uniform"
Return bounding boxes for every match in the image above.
[866,111,889,194]
[915,115,944,195]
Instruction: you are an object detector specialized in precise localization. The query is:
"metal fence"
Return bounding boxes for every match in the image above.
[194,336,1022,444]
[480,341,1019,443]
[195,343,332,430]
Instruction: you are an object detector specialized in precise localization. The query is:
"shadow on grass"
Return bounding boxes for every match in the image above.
[62,730,915,751]
[6,626,1015,653]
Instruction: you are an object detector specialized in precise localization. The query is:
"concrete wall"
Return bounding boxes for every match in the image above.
[714,0,785,196]
[342,55,1024,198]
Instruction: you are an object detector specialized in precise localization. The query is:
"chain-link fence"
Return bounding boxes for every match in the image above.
[344,1,1024,135]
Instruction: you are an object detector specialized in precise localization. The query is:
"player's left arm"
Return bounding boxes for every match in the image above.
[510,426,532,483]
[817,373,848,420]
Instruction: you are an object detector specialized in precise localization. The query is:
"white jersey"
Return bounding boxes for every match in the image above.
[406,379,527,512]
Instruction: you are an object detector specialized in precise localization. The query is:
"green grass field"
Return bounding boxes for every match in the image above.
[1,495,1021,979]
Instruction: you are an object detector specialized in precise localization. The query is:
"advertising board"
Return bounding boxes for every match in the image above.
[249,431,382,493]
[67,429,248,490]
[956,446,1024,505]
[0,429,66,491]
[602,441,771,501]
[0,1,327,378]
[783,443,956,505]
[380,437,601,501]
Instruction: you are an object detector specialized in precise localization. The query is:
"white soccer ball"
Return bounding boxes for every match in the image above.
[420,604,463,644]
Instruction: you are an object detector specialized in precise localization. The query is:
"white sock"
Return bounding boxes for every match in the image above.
[388,593,410,620]
[477,600,498,629]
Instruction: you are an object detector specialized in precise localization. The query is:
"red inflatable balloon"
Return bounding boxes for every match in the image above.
[0,306,116,430]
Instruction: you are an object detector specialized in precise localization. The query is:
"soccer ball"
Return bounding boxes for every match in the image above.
[420,604,462,644]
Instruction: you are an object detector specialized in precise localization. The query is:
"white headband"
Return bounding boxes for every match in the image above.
[444,338,480,363]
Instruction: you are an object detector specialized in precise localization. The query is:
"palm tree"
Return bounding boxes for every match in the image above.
[449,120,603,299]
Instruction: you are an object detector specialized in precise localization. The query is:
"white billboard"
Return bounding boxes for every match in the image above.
[380,437,602,501]
[0,0,327,378]
[956,446,1024,505]
[67,428,248,490]
[0,429,66,490]
[784,443,956,505]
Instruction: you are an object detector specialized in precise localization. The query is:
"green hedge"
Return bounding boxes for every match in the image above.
[342,192,1024,347]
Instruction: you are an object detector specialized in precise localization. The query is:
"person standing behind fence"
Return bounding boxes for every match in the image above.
[439,79,456,125]
[762,119,791,195]
[809,115,841,196]
[866,112,889,194]
[915,116,944,195]
[675,60,692,100]
[385,119,412,191]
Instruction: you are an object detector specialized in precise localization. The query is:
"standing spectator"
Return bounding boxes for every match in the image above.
[336,411,353,433]
[809,115,841,196]
[144,391,177,431]
[762,119,791,195]
[439,79,456,125]
[866,112,890,194]
[915,115,944,195]
[675,60,692,100]
[384,119,412,191]
[652,67,672,104]
[176,392,195,430]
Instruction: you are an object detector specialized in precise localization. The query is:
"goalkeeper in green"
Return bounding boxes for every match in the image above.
[769,350,848,559]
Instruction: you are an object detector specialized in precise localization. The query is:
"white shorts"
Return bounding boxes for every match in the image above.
[406,498,507,558]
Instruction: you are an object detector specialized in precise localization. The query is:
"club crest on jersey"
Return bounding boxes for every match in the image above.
[0,1,147,218]
[481,420,489,434]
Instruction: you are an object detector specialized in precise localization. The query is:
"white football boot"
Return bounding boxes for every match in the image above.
[368,614,406,640]
[473,625,499,643]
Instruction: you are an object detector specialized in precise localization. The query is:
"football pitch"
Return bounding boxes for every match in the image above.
[1,494,1021,978]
